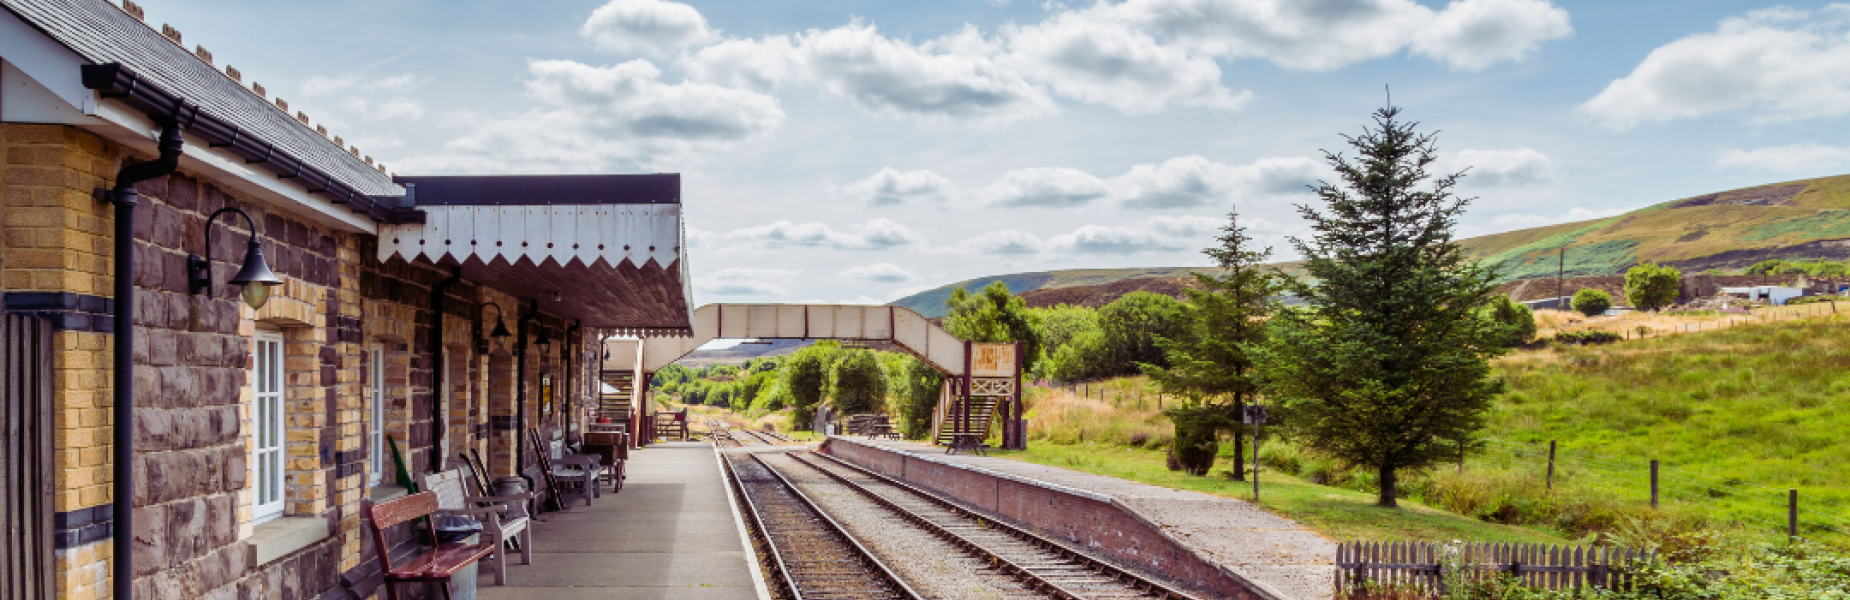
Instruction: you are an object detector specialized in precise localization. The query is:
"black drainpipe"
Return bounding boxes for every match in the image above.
[563,320,581,441]
[429,266,462,473]
[109,124,185,600]
[515,300,537,476]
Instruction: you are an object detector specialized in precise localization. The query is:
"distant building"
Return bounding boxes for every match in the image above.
[1720,286,1805,305]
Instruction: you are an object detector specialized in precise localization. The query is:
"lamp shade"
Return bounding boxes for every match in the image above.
[490,320,513,339]
[229,240,283,309]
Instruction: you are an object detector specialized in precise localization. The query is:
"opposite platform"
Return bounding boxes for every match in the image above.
[478,441,768,600]
[832,437,1336,600]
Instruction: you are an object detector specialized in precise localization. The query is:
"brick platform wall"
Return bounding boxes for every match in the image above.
[822,437,1283,600]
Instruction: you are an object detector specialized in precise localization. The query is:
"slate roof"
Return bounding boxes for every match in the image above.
[2,0,403,199]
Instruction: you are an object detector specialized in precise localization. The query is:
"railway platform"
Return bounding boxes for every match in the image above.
[478,441,768,600]
[832,437,1337,600]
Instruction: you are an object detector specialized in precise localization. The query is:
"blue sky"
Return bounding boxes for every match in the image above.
[137,0,1850,304]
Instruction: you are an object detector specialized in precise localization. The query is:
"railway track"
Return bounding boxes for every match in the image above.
[775,451,1206,600]
[722,451,923,600]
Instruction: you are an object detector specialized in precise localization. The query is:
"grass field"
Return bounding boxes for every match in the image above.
[989,443,1566,544]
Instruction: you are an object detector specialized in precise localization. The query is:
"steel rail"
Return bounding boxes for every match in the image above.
[800,451,1208,600]
[723,452,924,600]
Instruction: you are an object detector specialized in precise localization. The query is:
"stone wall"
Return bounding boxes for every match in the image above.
[3,123,595,600]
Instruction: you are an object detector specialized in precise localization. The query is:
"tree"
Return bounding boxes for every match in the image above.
[1486,295,1537,347]
[1143,208,1281,479]
[943,281,1042,373]
[1572,289,1612,317]
[1253,102,1507,507]
[1625,263,1681,312]
[1098,292,1189,375]
[783,342,837,429]
[830,350,887,415]
[885,355,944,440]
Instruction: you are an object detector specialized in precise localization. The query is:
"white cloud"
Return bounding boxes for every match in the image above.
[1111,155,1320,208]
[1715,143,1850,174]
[398,59,783,173]
[1450,148,1555,187]
[833,168,959,206]
[956,230,1046,255]
[693,267,801,297]
[1410,0,1573,70]
[581,0,717,54]
[694,279,789,296]
[708,267,803,279]
[837,262,923,283]
[1148,214,1224,238]
[1002,12,1249,112]
[1583,5,1850,128]
[721,218,926,250]
[979,167,1112,207]
[1045,224,1190,255]
[684,23,1059,125]
[1106,0,1569,72]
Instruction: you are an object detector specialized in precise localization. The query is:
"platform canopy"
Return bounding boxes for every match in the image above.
[378,174,693,335]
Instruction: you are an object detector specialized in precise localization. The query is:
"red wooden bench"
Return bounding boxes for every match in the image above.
[365,491,497,600]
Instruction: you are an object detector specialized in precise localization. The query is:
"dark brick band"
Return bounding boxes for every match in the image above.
[53,504,113,549]
[4,292,114,333]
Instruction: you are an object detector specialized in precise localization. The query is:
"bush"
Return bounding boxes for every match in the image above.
[1486,295,1538,347]
[1552,330,1621,345]
[1572,289,1613,317]
[1167,407,1223,476]
[1625,262,1682,312]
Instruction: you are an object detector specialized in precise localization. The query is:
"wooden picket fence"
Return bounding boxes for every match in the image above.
[1335,541,1655,595]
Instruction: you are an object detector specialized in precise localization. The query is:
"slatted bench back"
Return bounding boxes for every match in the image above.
[423,470,469,511]
[371,491,439,531]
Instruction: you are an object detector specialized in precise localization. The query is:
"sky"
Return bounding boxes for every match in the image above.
[133,0,1850,305]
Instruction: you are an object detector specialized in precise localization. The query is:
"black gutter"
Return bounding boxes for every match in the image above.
[106,122,186,600]
[429,266,462,473]
[79,63,424,225]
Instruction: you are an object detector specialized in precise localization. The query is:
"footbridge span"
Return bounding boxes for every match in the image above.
[602,304,1025,450]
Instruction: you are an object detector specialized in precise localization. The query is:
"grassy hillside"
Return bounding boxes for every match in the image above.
[891,267,1215,317]
[893,173,1850,315]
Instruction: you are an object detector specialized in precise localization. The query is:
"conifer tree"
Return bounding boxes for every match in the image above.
[1254,102,1506,507]
[1145,209,1280,479]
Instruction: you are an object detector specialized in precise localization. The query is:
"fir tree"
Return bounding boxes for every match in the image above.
[1144,208,1280,479]
[1254,102,1506,507]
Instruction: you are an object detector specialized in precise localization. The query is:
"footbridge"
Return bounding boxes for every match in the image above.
[601,304,1025,450]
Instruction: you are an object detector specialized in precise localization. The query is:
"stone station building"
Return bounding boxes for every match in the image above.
[0,1,695,599]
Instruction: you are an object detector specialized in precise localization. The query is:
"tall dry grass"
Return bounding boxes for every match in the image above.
[1024,378,1172,448]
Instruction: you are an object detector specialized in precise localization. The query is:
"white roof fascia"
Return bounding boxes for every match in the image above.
[83,99,379,235]
[377,204,681,267]
[0,8,97,118]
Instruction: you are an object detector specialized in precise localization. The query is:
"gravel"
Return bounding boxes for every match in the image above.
[757,452,1024,600]
[860,439,1338,600]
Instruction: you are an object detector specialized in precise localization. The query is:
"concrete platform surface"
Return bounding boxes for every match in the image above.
[478,442,766,600]
[856,438,1336,600]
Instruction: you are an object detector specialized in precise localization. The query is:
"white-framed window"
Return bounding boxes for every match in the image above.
[252,329,285,523]
[369,344,385,486]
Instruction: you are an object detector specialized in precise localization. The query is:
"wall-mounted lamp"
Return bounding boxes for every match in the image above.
[189,207,283,310]
[481,302,513,340]
[535,328,551,355]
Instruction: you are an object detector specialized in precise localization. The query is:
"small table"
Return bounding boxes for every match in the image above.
[946,434,986,456]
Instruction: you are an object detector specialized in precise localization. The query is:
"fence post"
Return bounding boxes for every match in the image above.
[1547,440,1556,491]
[1650,460,1660,509]
[1790,489,1799,539]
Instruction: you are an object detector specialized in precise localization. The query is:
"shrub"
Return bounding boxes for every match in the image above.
[1625,262,1682,312]
[1167,407,1223,476]
[1486,295,1538,347]
[1553,330,1621,345]
[1572,288,1613,317]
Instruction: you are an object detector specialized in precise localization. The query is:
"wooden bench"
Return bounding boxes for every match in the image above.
[422,469,535,586]
[364,491,496,600]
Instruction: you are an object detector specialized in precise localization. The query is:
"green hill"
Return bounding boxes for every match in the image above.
[893,173,1850,316]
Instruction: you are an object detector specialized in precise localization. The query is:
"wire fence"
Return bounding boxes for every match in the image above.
[1466,437,1850,540]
